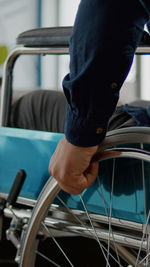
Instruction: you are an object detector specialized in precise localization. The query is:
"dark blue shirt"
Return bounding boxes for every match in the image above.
[63,0,150,147]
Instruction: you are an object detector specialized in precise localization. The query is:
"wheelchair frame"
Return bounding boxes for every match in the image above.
[0,26,150,267]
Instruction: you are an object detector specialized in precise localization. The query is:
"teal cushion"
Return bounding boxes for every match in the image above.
[0,127,63,199]
[0,127,149,224]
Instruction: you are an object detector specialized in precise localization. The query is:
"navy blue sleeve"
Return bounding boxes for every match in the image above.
[63,0,150,147]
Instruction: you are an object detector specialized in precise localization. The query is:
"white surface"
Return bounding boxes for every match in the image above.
[41,0,80,90]
[0,0,38,90]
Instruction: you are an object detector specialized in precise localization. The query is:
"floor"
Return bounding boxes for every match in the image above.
[0,236,126,267]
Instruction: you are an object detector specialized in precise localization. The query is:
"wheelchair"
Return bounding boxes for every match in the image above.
[0,26,150,267]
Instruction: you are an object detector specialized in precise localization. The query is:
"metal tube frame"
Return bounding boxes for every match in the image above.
[0,46,69,126]
[0,45,150,127]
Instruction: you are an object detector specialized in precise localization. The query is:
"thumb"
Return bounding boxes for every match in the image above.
[85,161,99,188]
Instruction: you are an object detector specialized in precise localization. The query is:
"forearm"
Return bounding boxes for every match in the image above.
[63,0,149,147]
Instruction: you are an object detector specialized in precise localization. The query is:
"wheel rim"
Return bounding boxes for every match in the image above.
[19,147,150,267]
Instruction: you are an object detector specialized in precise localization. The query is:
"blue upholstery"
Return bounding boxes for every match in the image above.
[0,127,149,224]
[0,127,63,199]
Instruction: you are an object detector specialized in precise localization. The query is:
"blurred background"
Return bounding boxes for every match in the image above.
[0,0,150,104]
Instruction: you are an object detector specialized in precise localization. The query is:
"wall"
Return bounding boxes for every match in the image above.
[2,0,139,103]
[0,0,38,90]
[40,0,80,90]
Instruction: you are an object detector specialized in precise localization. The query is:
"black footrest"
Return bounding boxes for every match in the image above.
[16,26,73,47]
[7,170,26,207]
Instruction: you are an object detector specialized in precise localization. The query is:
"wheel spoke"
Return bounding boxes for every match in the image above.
[19,146,150,267]
[135,210,150,266]
[41,222,74,267]
[55,194,123,266]
[97,162,121,267]
[80,194,111,267]
[36,250,62,267]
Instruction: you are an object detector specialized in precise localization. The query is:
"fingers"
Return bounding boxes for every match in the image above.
[49,136,99,195]
[54,164,98,195]
[57,181,85,195]
[50,160,99,195]
[84,161,99,188]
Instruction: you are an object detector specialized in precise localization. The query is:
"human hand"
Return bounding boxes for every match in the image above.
[49,136,99,195]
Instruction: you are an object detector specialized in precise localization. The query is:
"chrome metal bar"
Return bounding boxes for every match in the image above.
[2,199,144,232]
[89,213,143,231]
[136,46,150,55]
[4,207,31,219]
[0,193,36,207]
[58,224,147,250]
[5,207,145,252]
[0,46,69,127]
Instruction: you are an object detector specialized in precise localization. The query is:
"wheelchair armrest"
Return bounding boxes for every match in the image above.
[16,26,73,47]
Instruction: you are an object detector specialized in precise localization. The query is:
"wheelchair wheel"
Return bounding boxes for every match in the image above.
[19,147,150,267]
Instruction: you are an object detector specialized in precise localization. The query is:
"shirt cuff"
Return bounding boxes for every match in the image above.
[64,104,108,147]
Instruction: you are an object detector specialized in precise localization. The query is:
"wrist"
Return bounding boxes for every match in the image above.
[64,136,99,160]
